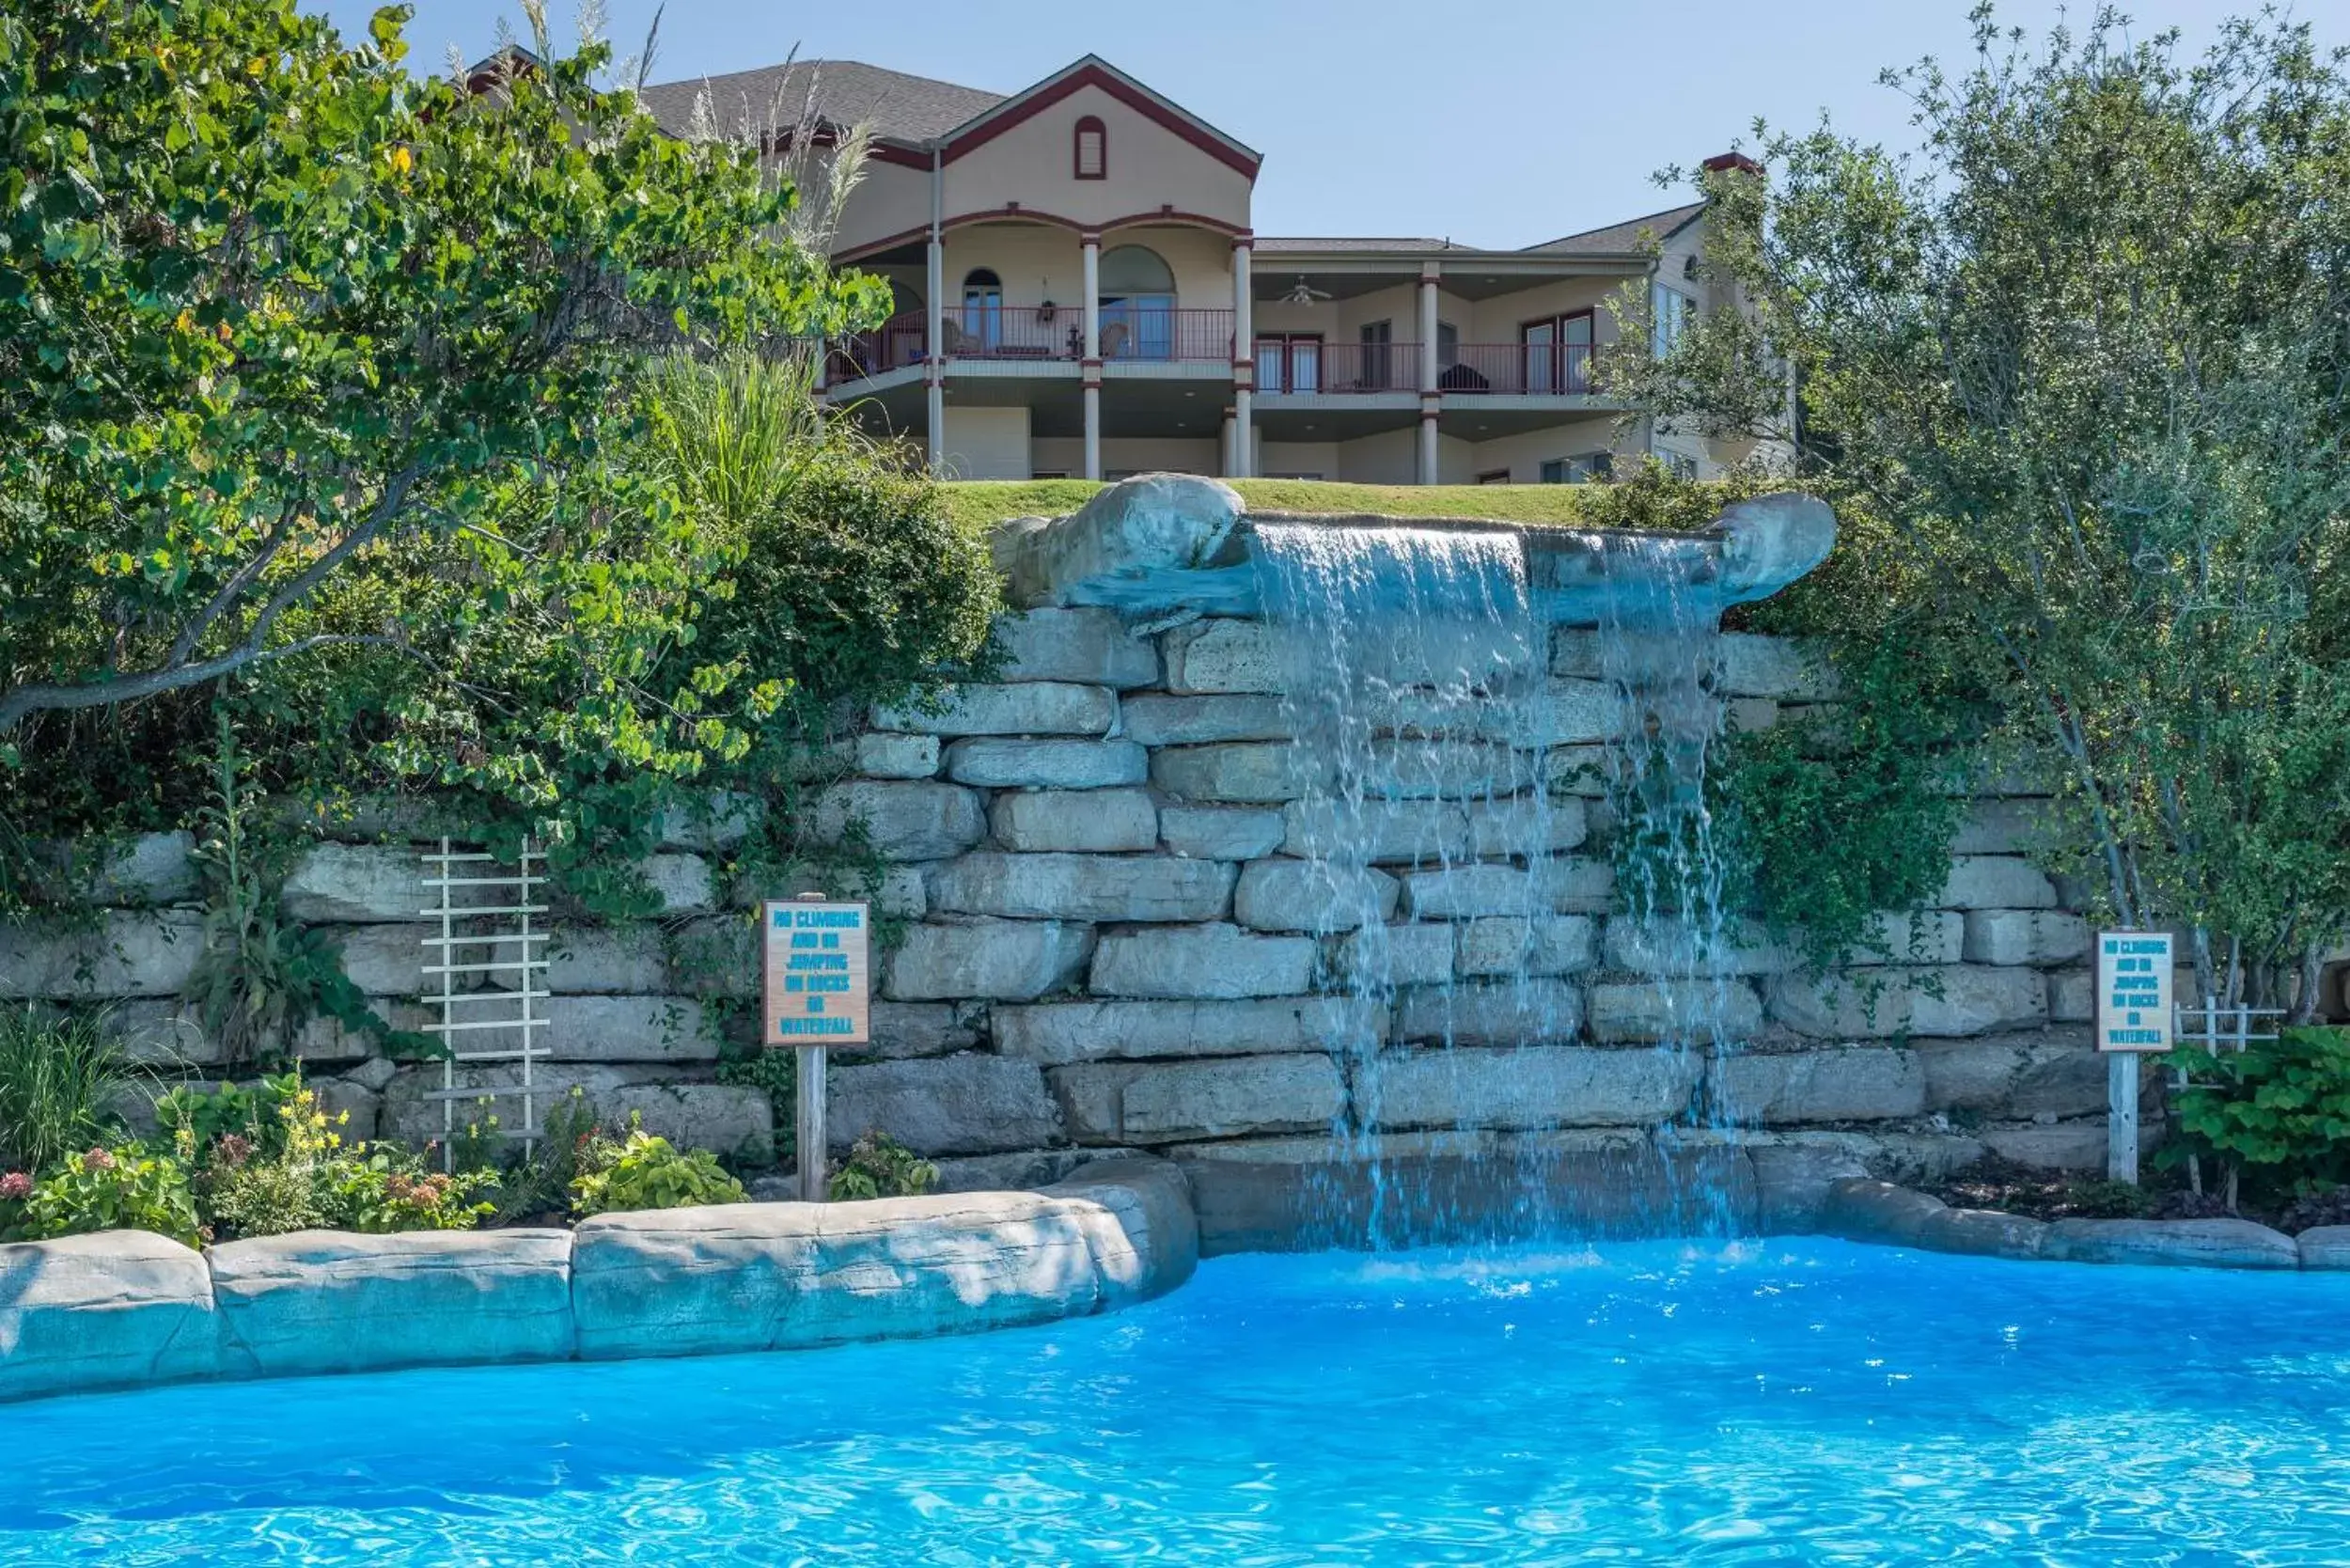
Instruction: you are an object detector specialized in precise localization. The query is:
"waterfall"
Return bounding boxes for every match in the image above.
[1248,520,1737,1247]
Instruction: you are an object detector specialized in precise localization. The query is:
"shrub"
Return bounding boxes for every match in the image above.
[2166,1026,2350,1207]
[0,1146,201,1248]
[571,1120,746,1216]
[829,1130,938,1202]
[0,1005,131,1176]
[322,1152,496,1234]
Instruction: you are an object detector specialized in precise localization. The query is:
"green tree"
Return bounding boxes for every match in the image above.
[1613,7,2350,1015]
[0,0,882,737]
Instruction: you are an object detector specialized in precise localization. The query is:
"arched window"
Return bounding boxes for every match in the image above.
[1097,244,1174,359]
[960,267,1002,349]
[1073,115,1106,180]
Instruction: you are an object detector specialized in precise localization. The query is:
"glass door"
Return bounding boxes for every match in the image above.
[1521,319,1556,394]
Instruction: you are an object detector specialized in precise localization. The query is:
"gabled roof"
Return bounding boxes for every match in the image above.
[636,59,1006,146]
[940,55,1261,179]
[1524,200,1707,256]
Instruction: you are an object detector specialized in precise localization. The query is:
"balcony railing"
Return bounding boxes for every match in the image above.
[830,306,1237,381]
[1252,341,1600,397]
[1439,342,1595,396]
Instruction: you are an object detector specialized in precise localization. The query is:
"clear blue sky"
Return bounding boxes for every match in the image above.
[325,0,2307,249]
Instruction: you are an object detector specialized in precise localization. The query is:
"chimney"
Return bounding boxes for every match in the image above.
[1701,151,1763,177]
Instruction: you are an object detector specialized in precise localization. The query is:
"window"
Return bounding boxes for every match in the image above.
[1358,320,1394,390]
[1655,447,1700,479]
[1521,312,1594,393]
[1437,321,1460,370]
[1476,468,1512,485]
[1099,245,1175,358]
[1539,452,1613,484]
[1255,334,1322,394]
[960,268,1002,349]
[1030,470,1072,480]
[1652,282,1693,357]
[1073,116,1105,180]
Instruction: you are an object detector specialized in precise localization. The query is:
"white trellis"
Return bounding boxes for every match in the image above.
[419,839,550,1171]
[2170,1002,2286,1207]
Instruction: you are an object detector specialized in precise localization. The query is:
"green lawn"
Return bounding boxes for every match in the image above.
[940,478,1614,531]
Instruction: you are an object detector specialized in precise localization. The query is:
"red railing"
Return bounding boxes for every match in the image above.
[1099,306,1233,363]
[1254,339,1423,395]
[1439,342,1595,396]
[832,312,929,380]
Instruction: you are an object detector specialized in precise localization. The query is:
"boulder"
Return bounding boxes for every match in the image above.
[1588,980,1765,1043]
[1603,917,1795,977]
[1951,798,2063,856]
[282,844,431,923]
[1496,679,1624,747]
[1962,909,2092,966]
[1716,634,1837,698]
[571,1192,1107,1359]
[1161,619,1280,694]
[1370,1045,1699,1130]
[1464,797,1590,856]
[807,780,986,862]
[2045,1217,2299,1270]
[1456,915,1598,978]
[926,853,1234,923]
[1847,911,1966,965]
[0,910,202,999]
[871,681,1116,737]
[1339,922,1456,988]
[1089,922,1314,999]
[1160,805,1286,861]
[1917,1036,2106,1120]
[1712,1047,1926,1123]
[1393,979,1584,1046]
[1281,799,1467,864]
[929,1147,1124,1194]
[1746,1139,1870,1231]
[209,1230,573,1378]
[313,922,434,996]
[826,1053,1063,1156]
[854,1002,981,1060]
[944,737,1149,790]
[1362,739,1538,800]
[1152,742,1325,804]
[1402,863,1537,920]
[638,854,717,916]
[1933,855,2060,911]
[540,996,726,1063]
[990,789,1158,853]
[1819,1176,1947,1246]
[2295,1227,2350,1270]
[538,926,670,996]
[854,731,942,779]
[1051,1053,1344,1144]
[885,918,1094,1001]
[1980,1121,2107,1170]
[0,1231,218,1402]
[1534,856,1616,914]
[994,606,1160,687]
[993,474,1245,611]
[994,996,1386,1065]
[1916,1206,2048,1260]
[381,1065,772,1158]
[1232,858,1400,933]
[652,792,765,853]
[42,831,200,907]
[1120,693,1291,746]
[1043,1156,1199,1305]
[2047,969,2095,1023]
[1767,964,2047,1039]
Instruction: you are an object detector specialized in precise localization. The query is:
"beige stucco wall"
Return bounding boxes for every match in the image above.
[942,406,1031,479]
[941,85,1253,233]
[934,222,1237,317]
[833,159,934,257]
[1027,436,1221,478]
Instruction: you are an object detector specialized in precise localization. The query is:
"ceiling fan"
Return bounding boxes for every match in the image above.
[1278,275,1333,306]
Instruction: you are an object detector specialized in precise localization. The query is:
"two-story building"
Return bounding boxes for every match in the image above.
[641,55,1754,485]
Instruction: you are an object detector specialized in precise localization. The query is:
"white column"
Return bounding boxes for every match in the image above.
[1222,408,1237,477]
[1082,235,1102,481]
[1230,240,1254,479]
[925,159,946,477]
[1418,264,1441,485]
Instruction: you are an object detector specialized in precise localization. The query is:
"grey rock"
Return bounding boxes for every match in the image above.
[2295,1226,2350,1270]
[872,681,1116,737]
[855,731,942,779]
[1767,964,2048,1039]
[1371,1045,1700,1130]
[1747,1140,1870,1231]
[538,926,670,996]
[1847,911,1966,964]
[1820,1176,1948,1246]
[209,1230,573,1378]
[1340,922,1456,988]
[827,1053,1063,1156]
[945,737,1149,790]
[1402,863,1539,920]
[381,1066,773,1160]
[1052,1053,1344,1143]
[1951,798,2063,856]
[1496,679,1625,747]
[1232,858,1400,933]
[807,780,986,862]
[1534,856,1616,914]
[1393,979,1584,1046]
[282,844,428,923]
[995,996,1386,1064]
[1604,917,1796,977]
[99,999,226,1067]
[0,1231,218,1402]
[1281,798,1466,864]
[1361,739,1538,799]
[2048,969,2095,1023]
[885,918,1094,1002]
[990,789,1158,853]
[1713,1047,1926,1123]
[1089,922,1315,999]
[994,606,1161,687]
[1161,805,1286,861]
[1043,1156,1200,1307]
[1463,797,1589,856]
[312,1079,382,1142]
[0,911,201,999]
[853,1002,982,1060]
[1934,855,2060,911]
[1962,910,2091,966]
[1456,915,1597,977]
[1917,1036,2106,1120]
[1121,693,1291,745]
[1152,742,1324,804]
[927,852,1233,923]
[932,1146,1134,1194]
[1917,1206,2048,1260]
[326,922,436,996]
[42,831,199,906]
[1589,980,1765,1043]
[2045,1216,2299,1270]
[1980,1121,2107,1170]
[652,791,764,853]
[995,473,1244,611]
[1716,634,1837,698]
[1161,619,1280,694]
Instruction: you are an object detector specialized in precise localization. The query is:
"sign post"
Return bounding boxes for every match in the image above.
[762,895,870,1202]
[2095,930,2175,1184]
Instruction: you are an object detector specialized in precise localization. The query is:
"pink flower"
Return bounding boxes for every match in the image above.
[0,1172,31,1201]
[84,1148,116,1170]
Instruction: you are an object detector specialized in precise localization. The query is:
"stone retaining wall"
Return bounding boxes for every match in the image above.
[4,594,2131,1251]
[0,1158,1194,1404]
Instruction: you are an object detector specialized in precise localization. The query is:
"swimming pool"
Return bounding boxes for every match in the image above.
[4,1237,2345,1564]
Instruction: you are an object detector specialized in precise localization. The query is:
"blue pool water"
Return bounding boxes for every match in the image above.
[5,1238,2349,1564]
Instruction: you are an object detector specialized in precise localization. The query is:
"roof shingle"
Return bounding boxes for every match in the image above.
[637,59,1005,145]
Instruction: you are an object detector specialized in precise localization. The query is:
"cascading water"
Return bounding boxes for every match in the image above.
[1247,520,1742,1247]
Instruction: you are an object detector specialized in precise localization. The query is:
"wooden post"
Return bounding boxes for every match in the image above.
[797,1040,828,1203]
[2107,1053,2139,1184]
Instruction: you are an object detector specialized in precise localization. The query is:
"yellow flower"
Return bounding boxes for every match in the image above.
[387,145,414,177]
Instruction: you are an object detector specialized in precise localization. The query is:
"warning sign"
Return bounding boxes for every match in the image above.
[761,900,870,1047]
[2096,931,2173,1053]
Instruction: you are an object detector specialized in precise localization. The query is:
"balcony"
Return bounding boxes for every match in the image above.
[1254,339,1597,397]
[831,307,1236,381]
